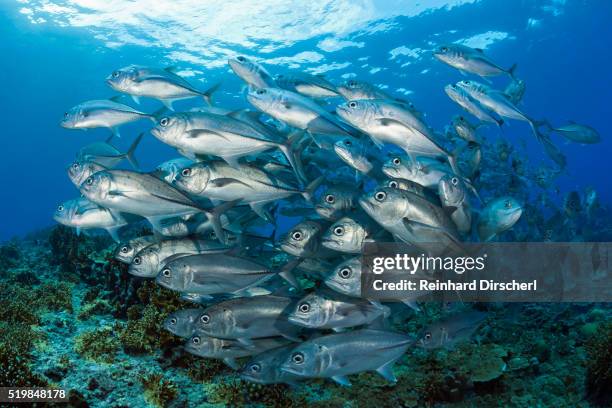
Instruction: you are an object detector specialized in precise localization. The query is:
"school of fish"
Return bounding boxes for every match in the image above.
[53,46,600,386]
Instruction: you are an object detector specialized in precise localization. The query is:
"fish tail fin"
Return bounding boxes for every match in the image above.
[279,130,307,184]
[301,176,324,202]
[203,199,240,244]
[202,82,222,106]
[507,63,518,79]
[148,106,169,123]
[125,132,143,170]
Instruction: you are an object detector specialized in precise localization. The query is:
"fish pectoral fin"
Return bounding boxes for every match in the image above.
[250,202,274,223]
[375,361,397,383]
[331,375,352,387]
[105,226,122,242]
[131,95,141,105]
[222,358,240,370]
[210,177,254,189]
[160,99,175,111]
[400,299,421,312]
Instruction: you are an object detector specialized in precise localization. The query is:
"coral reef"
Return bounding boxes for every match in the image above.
[74,326,121,363]
[140,373,178,408]
[210,377,307,407]
[585,321,612,406]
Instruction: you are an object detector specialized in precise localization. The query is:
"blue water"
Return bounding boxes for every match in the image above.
[0,0,610,242]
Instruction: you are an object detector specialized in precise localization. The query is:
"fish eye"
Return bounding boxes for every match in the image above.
[160,117,169,127]
[348,101,358,109]
[291,352,305,364]
[237,56,245,62]
[462,80,469,85]
[333,226,344,236]
[57,205,64,212]
[375,191,386,202]
[249,363,261,373]
[459,116,464,121]
[169,318,177,325]
[71,163,79,170]
[192,336,201,345]
[200,314,210,324]
[291,231,303,241]
[505,200,513,209]
[441,46,449,52]
[451,177,459,186]
[424,332,432,340]
[348,81,357,88]
[343,139,352,146]
[162,268,171,277]
[256,89,266,95]
[120,246,128,253]
[181,168,192,177]
[133,256,141,265]
[63,112,69,119]
[325,194,335,204]
[389,181,398,188]
[299,303,310,313]
[392,157,401,165]
[85,177,94,185]
[339,267,351,279]
[112,71,119,78]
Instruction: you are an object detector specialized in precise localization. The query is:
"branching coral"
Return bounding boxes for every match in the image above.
[585,321,612,406]
[74,326,121,363]
[140,373,178,408]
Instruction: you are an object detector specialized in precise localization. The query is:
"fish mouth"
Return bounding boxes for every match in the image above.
[150,127,161,138]
[321,236,340,249]
[287,315,308,326]
[358,197,375,215]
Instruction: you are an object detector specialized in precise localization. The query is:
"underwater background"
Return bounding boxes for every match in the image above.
[0,0,611,407]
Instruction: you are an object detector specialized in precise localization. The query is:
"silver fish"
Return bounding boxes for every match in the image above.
[315,184,360,220]
[280,329,412,386]
[449,115,481,143]
[163,308,203,338]
[53,197,128,242]
[547,122,600,144]
[247,87,357,144]
[438,175,472,234]
[325,256,429,311]
[228,56,276,89]
[382,155,452,189]
[156,253,283,295]
[359,187,461,254]
[280,219,335,258]
[288,291,389,331]
[77,133,142,169]
[60,98,154,137]
[477,197,523,241]
[173,161,318,221]
[434,44,517,79]
[333,137,379,175]
[444,84,504,127]
[240,345,302,384]
[129,239,228,278]
[321,215,381,254]
[150,111,303,180]
[185,334,291,370]
[504,78,526,105]
[195,295,301,342]
[417,310,488,350]
[114,236,157,264]
[336,99,454,170]
[153,158,195,183]
[106,65,219,109]
[79,169,231,238]
[67,160,107,188]
[276,72,339,98]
